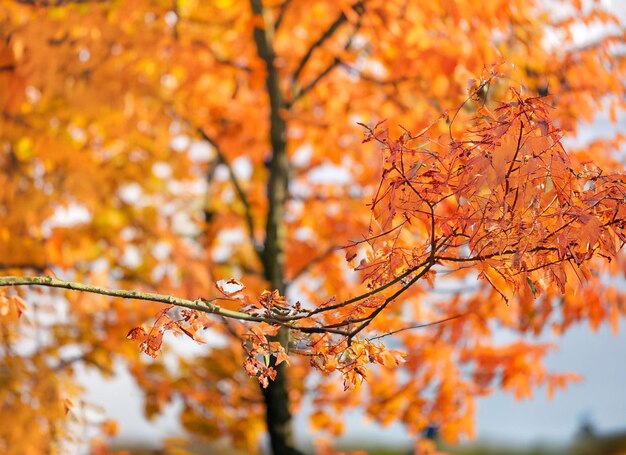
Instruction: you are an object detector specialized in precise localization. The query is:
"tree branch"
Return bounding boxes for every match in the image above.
[53,353,115,375]
[0,275,264,323]
[305,235,450,318]
[288,6,364,107]
[288,57,341,107]
[367,314,464,341]
[291,1,364,90]
[0,275,355,337]
[348,258,435,338]
[274,0,292,31]
[504,121,524,196]
[199,128,262,258]
[301,264,421,318]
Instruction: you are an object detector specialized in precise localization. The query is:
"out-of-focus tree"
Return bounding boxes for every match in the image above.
[0,0,624,453]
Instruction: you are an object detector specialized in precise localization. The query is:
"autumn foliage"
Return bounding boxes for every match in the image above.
[129,83,626,427]
[0,0,625,454]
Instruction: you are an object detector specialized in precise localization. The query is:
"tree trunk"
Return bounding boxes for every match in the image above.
[261,343,301,455]
[249,1,302,453]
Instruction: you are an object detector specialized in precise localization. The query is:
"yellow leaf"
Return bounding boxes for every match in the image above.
[15,137,33,161]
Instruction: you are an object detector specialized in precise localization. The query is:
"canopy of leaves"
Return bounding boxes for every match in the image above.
[0,0,624,453]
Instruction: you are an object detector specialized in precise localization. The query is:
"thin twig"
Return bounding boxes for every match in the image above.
[274,0,292,31]
[302,235,449,319]
[367,314,464,341]
[289,1,365,104]
[348,259,435,338]
[288,57,342,107]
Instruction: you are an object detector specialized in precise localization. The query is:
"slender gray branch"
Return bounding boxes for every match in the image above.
[0,275,352,336]
[0,275,260,322]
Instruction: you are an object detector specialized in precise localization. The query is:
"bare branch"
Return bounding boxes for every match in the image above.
[53,354,114,375]
[0,275,262,323]
[199,128,262,258]
[274,0,292,31]
[288,57,341,107]
[504,121,524,195]
[348,258,436,338]
[0,275,355,336]
[298,235,451,322]
[288,7,364,107]
[367,314,464,341]
[291,1,364,88]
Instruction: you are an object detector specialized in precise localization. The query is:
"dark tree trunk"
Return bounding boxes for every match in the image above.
[249,1,303,453]
[261,353,302,455]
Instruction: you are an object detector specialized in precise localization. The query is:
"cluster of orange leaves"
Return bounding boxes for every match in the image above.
[127,305,211,358]
[242,324,290,388]
[129,86,626,402]
[312,337,406,391]
[364,86,626,305]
